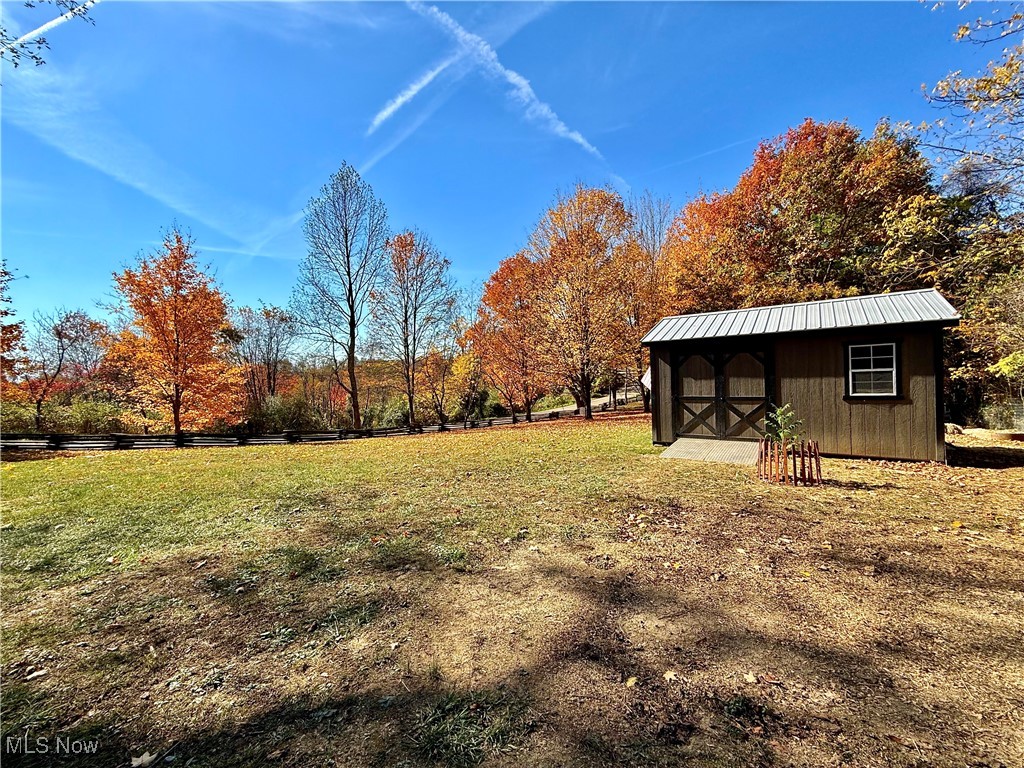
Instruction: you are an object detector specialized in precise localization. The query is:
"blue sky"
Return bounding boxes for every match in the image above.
[1,1,996,319]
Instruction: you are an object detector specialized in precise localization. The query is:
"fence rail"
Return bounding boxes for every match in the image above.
[0,409,581,452]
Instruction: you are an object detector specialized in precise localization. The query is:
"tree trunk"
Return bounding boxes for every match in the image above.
[347,322,362,430]
[34,400,43,431]
[582,375,593,420]
[172,385,183,444]
[406,388,415,428]
[572,391,585,412]
[641,385,651,413]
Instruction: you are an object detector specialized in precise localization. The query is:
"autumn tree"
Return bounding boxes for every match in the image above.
[468,253,547,421]
[234,305,295,416]
[527,184,631,419]
[666,119,932,312]
[923,6,1024,209]
[20,309,101,429]
[371,230,457,427]
[617,191,672,411]
[107,228,242,437]
[290,162,389,430]
[293,354,348,429]
[0,260,24,397]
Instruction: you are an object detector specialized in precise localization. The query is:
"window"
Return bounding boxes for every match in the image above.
[848,343,897,396]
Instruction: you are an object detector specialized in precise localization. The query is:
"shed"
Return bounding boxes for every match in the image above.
[641,289,960,461]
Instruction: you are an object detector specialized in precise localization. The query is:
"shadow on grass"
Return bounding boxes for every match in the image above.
[3,518,1018,767]
[0,449,80,463]
[820,478,899,491]
[947,442,1024,468]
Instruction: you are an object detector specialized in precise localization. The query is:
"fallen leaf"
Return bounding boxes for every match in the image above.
[663,670,678,682]
[625,676,638,688]
[131,753,157,767]
[744,672,757,683]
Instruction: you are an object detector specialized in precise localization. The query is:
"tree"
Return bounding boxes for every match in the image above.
[234,305,295,416]
[371,230,457,427]
[290,162,389,430]
[0,260,24,396]
[293,354,348,429]
[527,184,631,419]
[20,309,99,429]
[950,270,1024,421]
[468,253,547,421]
[1,0,97,69]
[107,228,242,436]
[923,7,1024,209]
[418,347,457,425]
[666,119,932,312]
[617,191,672,411]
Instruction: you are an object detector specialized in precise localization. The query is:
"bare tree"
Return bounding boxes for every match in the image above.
[21,309,97,429]
[371,230,457,427]
[234,305,295,412]
[620,190,673,412]
[290,162,389,430]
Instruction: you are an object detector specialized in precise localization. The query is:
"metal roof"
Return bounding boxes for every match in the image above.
[641,289,959,344]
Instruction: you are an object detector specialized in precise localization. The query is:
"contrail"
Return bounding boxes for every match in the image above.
[2,0,101,55]
[406,1,603,160]
[367,52,460,135]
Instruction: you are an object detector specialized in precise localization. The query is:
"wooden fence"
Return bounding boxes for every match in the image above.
[757,438,822,486]
[0,409,582,452]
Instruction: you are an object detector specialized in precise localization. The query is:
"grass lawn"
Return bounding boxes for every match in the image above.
[2,414,1022,767]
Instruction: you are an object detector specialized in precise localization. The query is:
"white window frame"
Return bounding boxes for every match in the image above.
[848,343,897,397]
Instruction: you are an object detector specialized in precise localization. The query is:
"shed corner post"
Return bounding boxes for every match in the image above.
[934,327,948,463]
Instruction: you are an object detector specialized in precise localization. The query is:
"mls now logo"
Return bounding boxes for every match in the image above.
[4,730,100,756]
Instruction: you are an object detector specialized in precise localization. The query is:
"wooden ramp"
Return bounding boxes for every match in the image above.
[661,437,758,465]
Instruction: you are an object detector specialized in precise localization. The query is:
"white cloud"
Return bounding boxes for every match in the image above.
[367,52,460,136]
[2,63,297,259]
[406,1,603,160]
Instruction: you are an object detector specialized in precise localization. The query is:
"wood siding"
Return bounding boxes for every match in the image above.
[774,330,944,461]
[651,345,673,444]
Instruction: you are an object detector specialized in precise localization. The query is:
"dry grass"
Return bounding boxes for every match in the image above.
[1,415,1022,767]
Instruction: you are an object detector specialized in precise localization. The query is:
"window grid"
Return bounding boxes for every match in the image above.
[848,343,897,396]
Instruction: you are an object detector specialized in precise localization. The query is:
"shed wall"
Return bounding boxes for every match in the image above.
[774,331,943,461]
[651,345,673,444]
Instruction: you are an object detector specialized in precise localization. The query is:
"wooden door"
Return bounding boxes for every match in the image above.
[722,351,768,439]
[674,350,769,440]
[674,354,717,437]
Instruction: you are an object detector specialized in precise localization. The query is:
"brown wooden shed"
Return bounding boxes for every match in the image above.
[642,289,960,461]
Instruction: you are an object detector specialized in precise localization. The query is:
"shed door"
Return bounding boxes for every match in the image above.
[674,354,717,437]
[674,350,768,440]
[722,352,768,439]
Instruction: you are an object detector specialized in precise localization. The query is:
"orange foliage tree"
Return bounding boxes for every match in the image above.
[0,260,24,399]
[527,185,632,419]
[468,253,549,420]
[666,119,932,313]
[106,229,242,436]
